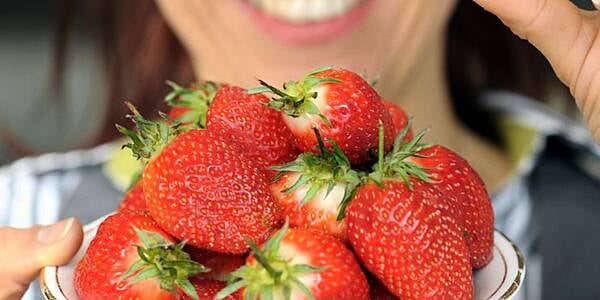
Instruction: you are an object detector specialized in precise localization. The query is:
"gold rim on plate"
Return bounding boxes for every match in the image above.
[496,230,526,300]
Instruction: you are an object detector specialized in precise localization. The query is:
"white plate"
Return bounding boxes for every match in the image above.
[41,214,525,300]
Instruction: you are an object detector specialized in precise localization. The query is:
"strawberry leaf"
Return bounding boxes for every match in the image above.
[305,65,334,76]
[215,279,247,300]
[367,118,435,189]
[129,266,160,285]
[300,183,322,206]
[120,227,209,299]
[290,277,316,300]
[117,102,180,164]
[272,128,365,220]
[251,66,342,128]
[175,278,200,300]
[164,80,219,129]
[218,221,321,300]
[261,286,274,300]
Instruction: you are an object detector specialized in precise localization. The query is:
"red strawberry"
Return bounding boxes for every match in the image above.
[216,222,369,300]
[186,247,246,281]
[165,81,220,128]
[345,124,473,300]
[206,85,299,169]
[368,276,399,300]
[143,129,281,254]
[249,67,395,164]
[270,128,363,239]
[347,180,473,300]
[117,180,146,212]
[181,279,239,300]
[382,100,413,141]
[118,104,282,254]
[405,144,494,268]
[74,211,208,300]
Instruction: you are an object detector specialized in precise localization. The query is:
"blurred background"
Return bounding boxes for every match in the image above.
[1,1,599,300]
[0,2,108,164]
[0,0,595,163]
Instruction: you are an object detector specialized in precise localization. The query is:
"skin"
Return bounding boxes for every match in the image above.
[2,0,600,297]
[154,0,507,191]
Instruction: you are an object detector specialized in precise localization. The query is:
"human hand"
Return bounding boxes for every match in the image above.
[0,218,83,300]
[473,0,600,143]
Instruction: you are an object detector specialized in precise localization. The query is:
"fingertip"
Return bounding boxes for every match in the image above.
[0,218,84,289]
[35,218,84,267]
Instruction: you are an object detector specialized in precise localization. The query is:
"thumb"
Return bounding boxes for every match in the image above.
[0,218,83,300]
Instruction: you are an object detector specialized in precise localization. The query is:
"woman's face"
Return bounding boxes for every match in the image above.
[156,0,456,88]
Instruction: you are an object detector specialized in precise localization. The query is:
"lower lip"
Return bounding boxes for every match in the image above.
[238,0,374,44]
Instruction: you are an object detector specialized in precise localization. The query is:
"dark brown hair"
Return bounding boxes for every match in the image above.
[52,0,195,147]
[50,0,562,148]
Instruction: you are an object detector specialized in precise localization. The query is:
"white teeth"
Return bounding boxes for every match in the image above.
[249,0,364,24]
[287,0,306,22]
[307,0,328,22]
[331,0,345,16]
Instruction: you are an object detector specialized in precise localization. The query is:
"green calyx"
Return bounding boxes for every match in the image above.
[116,102,181,164]
[271,127,365,221]
[361,70,380,88]
[165,80,219,129]
[247,66,340,128]
[215,222,323,300]
[119,227,210,300]
[369,119,433,190]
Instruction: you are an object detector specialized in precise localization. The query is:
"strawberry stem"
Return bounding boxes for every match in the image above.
[120,227,209,300]
[164,80,219,129]
[368,120,386,187]
[313,126,328,156]
[245,237,282,280]
[117,102,180,164]
[378,120,385,174]
[247,66,341,128]
[367,120,434,190]
[271,129,365,221]
[216,222,322,300]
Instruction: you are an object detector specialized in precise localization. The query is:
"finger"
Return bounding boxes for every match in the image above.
[0,218,83,300]
[474,0,600,143]
[472,0,590,81]
[594,0,600,10]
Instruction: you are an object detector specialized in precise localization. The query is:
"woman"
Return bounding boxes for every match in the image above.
[1,0,599,299]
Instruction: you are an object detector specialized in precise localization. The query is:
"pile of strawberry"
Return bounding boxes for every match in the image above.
[74,67,494,300]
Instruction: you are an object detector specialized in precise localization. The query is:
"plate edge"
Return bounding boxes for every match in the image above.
[39,217,526,300]
[496,230,527,300]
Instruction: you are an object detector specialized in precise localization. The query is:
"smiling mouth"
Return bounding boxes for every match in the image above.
[247,0,367,24]
[240,0,374,44]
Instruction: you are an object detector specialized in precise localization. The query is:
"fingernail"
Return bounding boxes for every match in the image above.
[594,0,600,9]
[37,218,75,244]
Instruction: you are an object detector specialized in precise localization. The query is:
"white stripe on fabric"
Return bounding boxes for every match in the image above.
[0,142,116,228]
[503,188,532,247]
[58,169,82,204]
[36,174,62,225]
[8,161,37,228]
[0,171,11,226]
[492,177,524,221]
[0,142,117,175]
[482,91,600,157]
